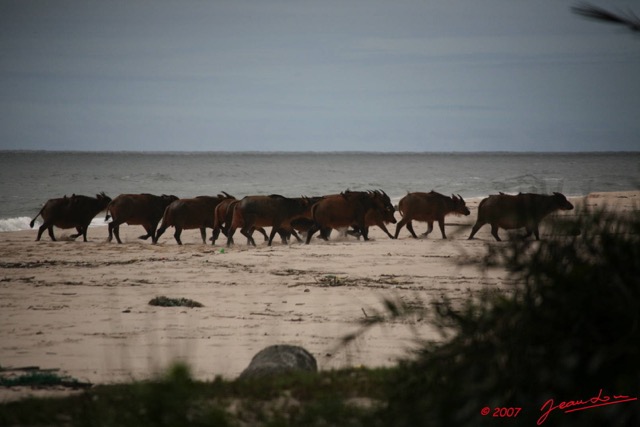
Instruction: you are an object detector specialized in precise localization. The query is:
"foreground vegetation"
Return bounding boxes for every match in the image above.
[1,208,638,426]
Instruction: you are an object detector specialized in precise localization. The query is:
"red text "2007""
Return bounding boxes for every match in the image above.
[493,407,521,417]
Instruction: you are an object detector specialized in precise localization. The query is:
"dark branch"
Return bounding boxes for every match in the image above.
[572,2,640,32]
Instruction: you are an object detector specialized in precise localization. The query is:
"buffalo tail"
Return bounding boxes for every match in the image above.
[29,209,42,228]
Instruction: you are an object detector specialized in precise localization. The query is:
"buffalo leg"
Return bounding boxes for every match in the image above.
[267,227,279,246]
[113,224,123,244]
[277,228,299,244]
[174,227,183,245]
[362,226,370,241]
[138,229,154,241]
[70,227,82,239]
[278,229,290,244]
[422,221,435,238]
[319,227,332,240]
[525,226,541,240]
[290,229,302,243]
[437,220,447,239]
[226,226,236,247]
[490,224,502,242]
[257,227,269,242]
[241,227,256,246]
[69,226,86,241]
[405,221,419,239]
[468,221,484,240]
[211,227,221,245]
[359,222,370,241]
[47,226,56,241]
[107,222,115,242]
[394,218,409,239]
[376,223,395,239]
[305,224,321,244]
[36,223,52,241]
[35,224,46,241]
[199,227,207,244]
[139,222,156,241]
[154,226,167,244]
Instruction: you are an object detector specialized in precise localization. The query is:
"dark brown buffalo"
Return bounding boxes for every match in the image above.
[105,193,179,244]
[155,194,233,244]
[227,195,315,246]
[360,194,397,238]
[211,197,238,245]
[468,192,574,241]
[394,191,470,239]
[211,197,269,245]
[305,190,396,243]
[276,196,325,243]
[30,192,111,242]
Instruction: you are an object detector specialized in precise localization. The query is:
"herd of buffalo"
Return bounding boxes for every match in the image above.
[28,190,575,245]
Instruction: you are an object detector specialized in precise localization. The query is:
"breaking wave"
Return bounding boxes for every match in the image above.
[0,217,108,233]
[0,217,36,232]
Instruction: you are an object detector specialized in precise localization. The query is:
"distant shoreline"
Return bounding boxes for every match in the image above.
[2,149,639,155]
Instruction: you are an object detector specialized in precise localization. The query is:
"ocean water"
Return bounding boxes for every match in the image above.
[1,151,638,232]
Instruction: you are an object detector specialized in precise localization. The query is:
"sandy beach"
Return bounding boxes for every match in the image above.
[1,191,637,401]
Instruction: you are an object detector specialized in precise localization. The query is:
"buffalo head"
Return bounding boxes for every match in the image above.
[552,192,574,211]
[451,194,471,216]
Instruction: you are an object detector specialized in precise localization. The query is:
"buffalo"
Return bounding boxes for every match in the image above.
[305,190,396,243]
[468,192,574,241]
[394,191,470,239]
[105,193,179,244]
[349,192,398,239]
[211,197,239,245]
[227,195,317,247]
[30,192,112,242]
[211,197,269,246]
[155,193,233,245]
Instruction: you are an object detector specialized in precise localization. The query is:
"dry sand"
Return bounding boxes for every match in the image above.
[1,191,637,401]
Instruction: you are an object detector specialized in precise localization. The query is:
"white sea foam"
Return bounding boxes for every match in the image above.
[0,217,36,232]
[0,216,108,233]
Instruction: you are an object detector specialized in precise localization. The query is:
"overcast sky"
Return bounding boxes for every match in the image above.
[1,0,638,152]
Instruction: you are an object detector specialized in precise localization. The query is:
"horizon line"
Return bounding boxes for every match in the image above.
[2,149,639,155]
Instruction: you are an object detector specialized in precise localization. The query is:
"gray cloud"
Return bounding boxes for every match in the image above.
[1,0,638,152]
